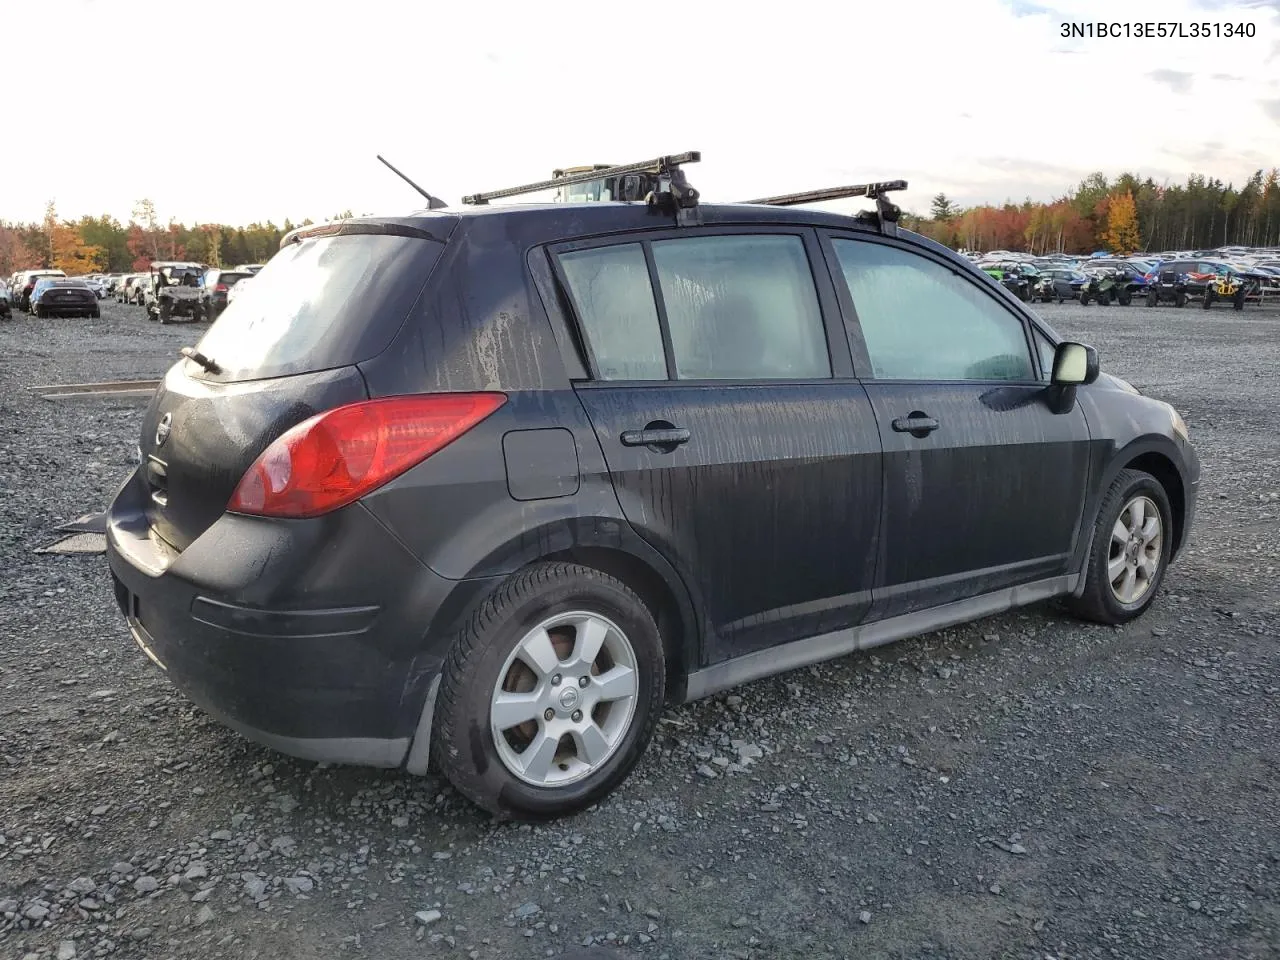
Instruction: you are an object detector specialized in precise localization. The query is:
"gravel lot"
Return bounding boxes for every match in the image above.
[1,298,1277,960]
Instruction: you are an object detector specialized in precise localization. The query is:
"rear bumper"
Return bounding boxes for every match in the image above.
[106,466,498,769]
[38,301,97,315]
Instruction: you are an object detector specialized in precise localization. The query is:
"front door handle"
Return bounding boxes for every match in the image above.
[891,413,940,438]
[620,426,691,448]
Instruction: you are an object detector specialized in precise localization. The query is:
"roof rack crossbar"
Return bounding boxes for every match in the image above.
[462,151,701,205]
[743,180,909,237]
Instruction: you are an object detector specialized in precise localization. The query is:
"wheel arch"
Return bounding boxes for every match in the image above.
[1071,435,1192,595]
[453,520,705,697]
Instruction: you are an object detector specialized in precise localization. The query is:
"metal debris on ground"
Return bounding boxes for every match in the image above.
[36,533,107,555]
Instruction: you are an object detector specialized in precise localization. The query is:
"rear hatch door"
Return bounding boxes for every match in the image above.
[136,219,454,551]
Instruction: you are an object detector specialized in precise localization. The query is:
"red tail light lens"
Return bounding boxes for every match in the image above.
[228,393,506,519]
[215,283,228,292]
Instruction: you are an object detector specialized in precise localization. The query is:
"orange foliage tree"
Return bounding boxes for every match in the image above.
[1102,190,1141,255]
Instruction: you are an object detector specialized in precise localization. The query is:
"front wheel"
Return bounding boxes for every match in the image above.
[1098,291,1112,306]
[1175,291,1187,307]
[1080,293,1091,306]
[1203,291,1215,310]
[1067,469,1173,625]
[432,562,665,820]
[1118,293,1132,306]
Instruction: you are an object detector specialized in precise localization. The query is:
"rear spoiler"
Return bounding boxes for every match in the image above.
[280,218,451,249]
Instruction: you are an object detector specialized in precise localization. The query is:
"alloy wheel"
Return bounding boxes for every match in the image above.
[1108,495,1163,604]
[490,611,639,787]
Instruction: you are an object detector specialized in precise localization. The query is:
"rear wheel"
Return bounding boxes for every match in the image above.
[1067,469,1172,625]
[432,562,665,820]
[158,300,172,324]
[1147,291,1158,307]
[1203,290,1215,309]
[1118,292,1131,306]
[1175,291,1187,307]
[1080,293,1091,306]
[1233,291,1246,311]
[1098,291,1112,306]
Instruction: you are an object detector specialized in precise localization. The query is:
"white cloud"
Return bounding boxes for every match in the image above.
[3,0,1278,225]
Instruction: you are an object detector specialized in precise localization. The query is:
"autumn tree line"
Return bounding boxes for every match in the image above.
[0,200,358,278]
[5,169,1280,277]
[906,168,1280,256]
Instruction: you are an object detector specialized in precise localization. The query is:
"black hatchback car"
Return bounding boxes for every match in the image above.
[106,160,1199,820]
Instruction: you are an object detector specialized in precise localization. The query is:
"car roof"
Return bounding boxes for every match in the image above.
[292,201,975,269]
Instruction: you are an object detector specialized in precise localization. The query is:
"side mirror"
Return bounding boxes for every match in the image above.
[1051,341,1100,386]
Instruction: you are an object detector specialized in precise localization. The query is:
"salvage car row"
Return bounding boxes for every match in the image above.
[972,247,1280,310]
[2,262,263,323]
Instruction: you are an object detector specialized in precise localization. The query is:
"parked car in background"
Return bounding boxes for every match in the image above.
[107,181,1199,820]
[16,269,67,311]
[200,268,254,320]
[225,275,251,304]
[0,280,11,319]
[1032,267,1088,303]
[77,276,108,299]
[232,263,265,275]
[30,278,100,318]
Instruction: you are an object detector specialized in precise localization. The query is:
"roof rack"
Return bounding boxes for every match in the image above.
[462,151,703,225]
[743,180,909,237]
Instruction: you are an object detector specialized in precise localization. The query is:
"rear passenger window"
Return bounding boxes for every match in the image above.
[651,235,829,380]
[832,239,1035,382]
[557,244,666,381]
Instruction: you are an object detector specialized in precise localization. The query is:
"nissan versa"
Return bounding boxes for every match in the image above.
[105,162,1199,820]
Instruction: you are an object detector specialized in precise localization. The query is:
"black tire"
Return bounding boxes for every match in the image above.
[34,305,44,319]
[1098,291,1112,306]
[1175,291,1186,307]
[1118,293,1131,306]
[432,561,665,820]
[1147,292,1158,306]
[1066,468,1173,625]
[1233,292,1245,311]
[90,308,100,319]
[1080,293,1090,306]
[1202,291,1214,310]
[158,300,172,324]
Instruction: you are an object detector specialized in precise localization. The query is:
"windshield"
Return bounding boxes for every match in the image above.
[194,231,444,382]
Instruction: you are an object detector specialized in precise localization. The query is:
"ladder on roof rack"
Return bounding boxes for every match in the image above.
[743,180,909,237]
[462,152,703,225]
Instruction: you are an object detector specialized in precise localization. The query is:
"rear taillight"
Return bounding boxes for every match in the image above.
[227,393,506,519]
[214,283,228,292]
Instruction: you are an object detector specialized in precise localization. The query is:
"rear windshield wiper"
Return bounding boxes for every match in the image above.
[181,346,221,374]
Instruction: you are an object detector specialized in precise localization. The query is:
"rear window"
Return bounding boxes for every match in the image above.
[193,232,443,382]
[220,272,251,286]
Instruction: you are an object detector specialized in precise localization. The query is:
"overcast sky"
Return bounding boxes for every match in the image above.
[4,0,1279,227]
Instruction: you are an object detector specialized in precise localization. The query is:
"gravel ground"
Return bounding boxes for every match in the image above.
[1,298,1277,960]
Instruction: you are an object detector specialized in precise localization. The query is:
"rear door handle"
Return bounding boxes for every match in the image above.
[620,427,691,448]
[891,414,940,437]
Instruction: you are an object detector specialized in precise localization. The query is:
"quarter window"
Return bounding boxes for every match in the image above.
[557,243,666,381]
[832,239,1035,381]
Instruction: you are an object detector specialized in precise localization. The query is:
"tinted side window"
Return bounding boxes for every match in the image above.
[650,234,829,380]
[557,243,666,381]
[832,239,1035,382]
